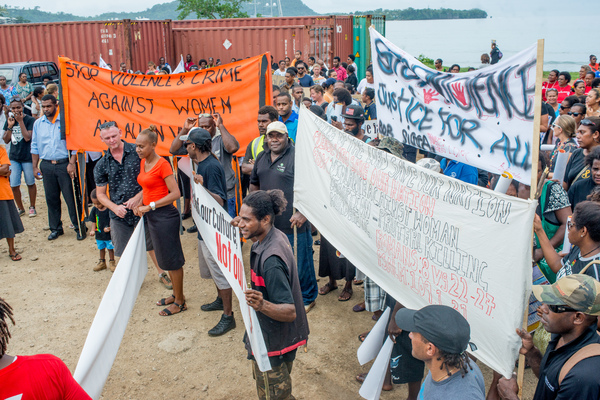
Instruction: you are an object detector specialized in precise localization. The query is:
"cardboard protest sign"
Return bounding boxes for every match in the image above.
[59,54,272,156]
[369,28,537,184]
[191,179,271,372]
[294,107,537,377]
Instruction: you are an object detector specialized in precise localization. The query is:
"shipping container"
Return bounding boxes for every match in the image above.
[0,20,172,72]
[173,15,354,66]
[173,25,310,67]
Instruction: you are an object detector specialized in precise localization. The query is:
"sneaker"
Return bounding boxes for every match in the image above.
[187,224,198,233]
[109,260,117,272]
[201,296,224,312]
[29,207,37,218]
[18,209,25,216]
[94,259,107,272]
[208,313,236,336]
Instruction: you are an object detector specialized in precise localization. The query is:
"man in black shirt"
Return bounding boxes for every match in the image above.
[249,122,318,311]
[2,98,37,216]
[173,120,236,336]
[237,189,309,399]
[94,121,171,287]
[497,274,600,400]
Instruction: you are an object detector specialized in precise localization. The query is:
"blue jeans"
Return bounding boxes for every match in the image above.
[227,197,236,218]
[286,230,318,305]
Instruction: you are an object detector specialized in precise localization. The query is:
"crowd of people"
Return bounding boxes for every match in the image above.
[1,47,600,400]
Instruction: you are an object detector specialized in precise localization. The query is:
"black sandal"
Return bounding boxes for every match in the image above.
[160,301,187,316]
[156,295,175,306]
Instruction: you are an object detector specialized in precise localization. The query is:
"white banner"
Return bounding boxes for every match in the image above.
[191,180,271,372]
[370,28,537,184]
[74,218,149,399]
[294,107,536,377]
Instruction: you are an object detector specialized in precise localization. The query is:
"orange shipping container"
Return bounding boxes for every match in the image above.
[0,20,172,73]
[173,25,310,68]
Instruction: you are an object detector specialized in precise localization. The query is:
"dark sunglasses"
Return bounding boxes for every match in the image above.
[548,304,578,313]
[568,112,582,117]
[581,119,596,127]
[99,121,118,130]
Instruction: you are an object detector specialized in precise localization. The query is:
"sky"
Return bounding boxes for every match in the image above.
[3,0,588,18]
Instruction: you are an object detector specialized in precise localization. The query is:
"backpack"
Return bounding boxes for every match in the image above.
[498,50,503,59]
[558,342,600,386]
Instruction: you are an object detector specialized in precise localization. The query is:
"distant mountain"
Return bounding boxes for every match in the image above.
[4,0,317,23]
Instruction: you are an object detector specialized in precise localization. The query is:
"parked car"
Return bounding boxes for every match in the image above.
[0,61,59,88]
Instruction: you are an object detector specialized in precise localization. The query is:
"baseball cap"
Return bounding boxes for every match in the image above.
[378,137,405,159]
[180,127,211,146]
[266,121,288,136]
[395,305,472,354]
[323,78,337,88]
[532,274,600,316]
[342,104,365,120]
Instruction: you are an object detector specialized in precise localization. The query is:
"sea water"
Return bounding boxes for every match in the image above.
[385,15,597,72]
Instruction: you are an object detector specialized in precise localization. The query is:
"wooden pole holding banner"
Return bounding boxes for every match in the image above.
[517,38,545,399]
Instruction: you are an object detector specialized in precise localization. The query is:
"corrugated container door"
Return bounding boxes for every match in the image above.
[308,25,332,66]
[353,16,369,80]
[371,15,386,36]
[333,16,353,69]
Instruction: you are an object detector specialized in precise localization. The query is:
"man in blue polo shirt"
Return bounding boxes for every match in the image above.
[30,94,82,241]
[276,92,298,142]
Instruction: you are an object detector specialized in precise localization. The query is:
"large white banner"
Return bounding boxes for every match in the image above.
[370,28,537,184]
[294,107,536,377]
[191,180,271,372]
[74,218,149,399]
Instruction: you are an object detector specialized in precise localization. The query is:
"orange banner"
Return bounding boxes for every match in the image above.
[59,54,272,156]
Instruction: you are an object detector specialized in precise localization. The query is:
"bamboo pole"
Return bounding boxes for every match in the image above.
[517,38,545,399]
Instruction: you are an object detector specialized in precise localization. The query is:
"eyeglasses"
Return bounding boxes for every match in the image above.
[99,121,118,130]
[567,220,577,230]
[548,304,578,313]
[568,112,582,117]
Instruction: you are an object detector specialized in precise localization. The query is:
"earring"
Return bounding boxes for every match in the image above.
[582,234,585,237]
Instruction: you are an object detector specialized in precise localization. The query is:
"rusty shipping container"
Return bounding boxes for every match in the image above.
[173,25,311,68]
[172,15,354,65]
[0,19,172,72]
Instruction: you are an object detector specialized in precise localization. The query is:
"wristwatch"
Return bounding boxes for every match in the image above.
[150,201,156,211]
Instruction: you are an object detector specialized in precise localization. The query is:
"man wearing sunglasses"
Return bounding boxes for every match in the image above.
[497,274,600,400]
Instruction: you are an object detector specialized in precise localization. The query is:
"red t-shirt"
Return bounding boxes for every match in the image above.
[0,354,91,400]
[542,81,559,102]
[556,85,572,103]
[137,157,173,205]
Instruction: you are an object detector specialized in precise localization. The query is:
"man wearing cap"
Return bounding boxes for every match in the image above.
[248,121,319,312]
[275,93,299,142]
[170,118,236,336]
[170,113,239,218]
[497,274,600,400]
[395,304,485,399]
[341,104,369,143]
[241,106,278,182]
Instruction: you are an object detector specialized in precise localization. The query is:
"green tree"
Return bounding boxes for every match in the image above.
[176,0,250,20]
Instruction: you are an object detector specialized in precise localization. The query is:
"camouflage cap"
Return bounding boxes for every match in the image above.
[532,274,600,316]
[377,137,405,159]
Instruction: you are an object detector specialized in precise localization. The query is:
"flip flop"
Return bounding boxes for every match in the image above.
[353,302,366,312]
[318,282,338,295]
[9,253,22,262]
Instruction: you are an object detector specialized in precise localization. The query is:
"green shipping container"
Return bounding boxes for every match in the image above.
[353,15,386,80]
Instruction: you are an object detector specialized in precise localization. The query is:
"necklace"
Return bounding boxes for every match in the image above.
[581,244,600,257]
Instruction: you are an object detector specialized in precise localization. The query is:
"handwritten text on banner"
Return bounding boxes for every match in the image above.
[294,107,536,377]
[369,28,537,184]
